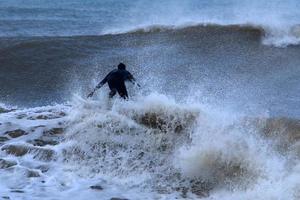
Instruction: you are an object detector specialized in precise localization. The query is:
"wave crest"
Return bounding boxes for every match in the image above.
[105,23,300,47]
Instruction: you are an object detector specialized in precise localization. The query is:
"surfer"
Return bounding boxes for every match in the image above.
[87,63,140,99]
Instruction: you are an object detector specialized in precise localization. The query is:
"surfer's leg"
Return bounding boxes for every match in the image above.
[117,84,128,99]
[109,89,117,98]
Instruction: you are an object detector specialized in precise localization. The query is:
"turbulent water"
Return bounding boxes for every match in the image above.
[1,0,300,199]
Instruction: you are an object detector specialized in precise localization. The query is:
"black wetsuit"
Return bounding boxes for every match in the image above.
[97,69,136,99]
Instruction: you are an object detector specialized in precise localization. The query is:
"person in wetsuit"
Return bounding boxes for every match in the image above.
[87,63,140,99]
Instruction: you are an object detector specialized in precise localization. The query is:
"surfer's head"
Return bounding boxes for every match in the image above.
[118,63,126,70]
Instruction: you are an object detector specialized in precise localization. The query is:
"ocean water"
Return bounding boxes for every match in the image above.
[1,1,300,199]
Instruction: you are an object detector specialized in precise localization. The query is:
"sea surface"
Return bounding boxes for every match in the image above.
[1,0,300,199]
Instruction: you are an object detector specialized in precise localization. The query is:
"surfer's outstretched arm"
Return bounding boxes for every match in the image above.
[87,74,110,98]
[128,73,141,88]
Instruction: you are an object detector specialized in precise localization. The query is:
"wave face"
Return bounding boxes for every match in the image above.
[0,0,300,46]
[1,25,300,117]
[1,94,300,199]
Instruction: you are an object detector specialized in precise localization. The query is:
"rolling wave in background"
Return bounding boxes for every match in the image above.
[0,0,300,46]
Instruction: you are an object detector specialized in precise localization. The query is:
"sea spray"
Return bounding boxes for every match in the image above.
[1,94,300,199]
[62,94,200,183]
[174,116,267,190]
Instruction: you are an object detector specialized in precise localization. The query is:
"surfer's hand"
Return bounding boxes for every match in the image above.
[87,92,94,98]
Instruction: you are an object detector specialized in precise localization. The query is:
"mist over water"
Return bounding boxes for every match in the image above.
[1,0,300,200]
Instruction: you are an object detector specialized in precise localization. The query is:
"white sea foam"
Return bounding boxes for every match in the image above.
[1,93,300,199]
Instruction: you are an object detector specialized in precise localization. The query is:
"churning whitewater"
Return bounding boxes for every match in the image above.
[1,93,300,199]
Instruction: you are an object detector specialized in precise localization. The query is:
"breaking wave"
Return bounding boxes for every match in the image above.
[2,0,300,47]
[104,23,300,47]
[1,93,300,199]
